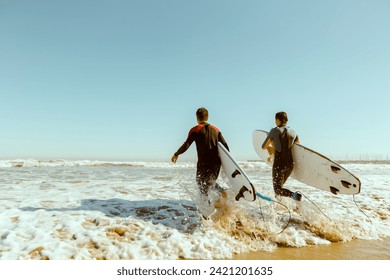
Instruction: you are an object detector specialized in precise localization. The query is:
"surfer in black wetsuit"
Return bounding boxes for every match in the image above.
[262,112,302,201]
[171,107,229,198]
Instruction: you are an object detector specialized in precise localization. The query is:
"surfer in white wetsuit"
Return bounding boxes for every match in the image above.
[262,112,302,201]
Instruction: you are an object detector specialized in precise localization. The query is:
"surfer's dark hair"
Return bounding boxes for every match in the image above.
[275,111,288,125]
[196,107,209,121]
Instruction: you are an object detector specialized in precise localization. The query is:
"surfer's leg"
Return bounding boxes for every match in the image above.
[204,163,228,209]
[280,162,293,186]
[197,163,221,193]
[210,163,222,191]
[196,169,209,196]
[196,164,218,195]
[282,163,302,201]
[272,165,294,198]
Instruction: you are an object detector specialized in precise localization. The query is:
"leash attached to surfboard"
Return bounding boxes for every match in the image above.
[218,142,293,234]
[255,191,292,235]
[256,192,272,202]
[353,195,372,223]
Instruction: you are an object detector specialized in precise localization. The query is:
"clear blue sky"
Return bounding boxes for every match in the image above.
[1,0,389,161]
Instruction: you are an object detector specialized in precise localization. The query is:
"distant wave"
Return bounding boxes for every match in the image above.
[1,158,385,169]
[0,159,143,168]
[0,159,197,169]
[337,160,390,164]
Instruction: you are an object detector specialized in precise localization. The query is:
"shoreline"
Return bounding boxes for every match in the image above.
[233,237,390,260]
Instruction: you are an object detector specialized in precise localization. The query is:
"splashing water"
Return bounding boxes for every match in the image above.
[0,160,389,259]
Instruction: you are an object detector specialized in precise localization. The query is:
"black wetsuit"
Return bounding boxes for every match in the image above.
[174,122,229,195]
[263,126,299,198]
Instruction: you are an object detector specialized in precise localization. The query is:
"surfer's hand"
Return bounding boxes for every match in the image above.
[171,155,178,163]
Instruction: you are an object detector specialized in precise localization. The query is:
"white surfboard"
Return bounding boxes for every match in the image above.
[252,130,361,195]
[218,142,257,202]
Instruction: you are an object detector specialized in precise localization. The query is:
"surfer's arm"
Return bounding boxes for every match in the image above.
[171,142,189,163]
[262,138,275,162]
[174,141,191,157]
[218,133,229,151]
[172,132,195,163]
[266,145,274,156]
[262,137,272,150]
[262,139,268,148]
[265,144,275,161]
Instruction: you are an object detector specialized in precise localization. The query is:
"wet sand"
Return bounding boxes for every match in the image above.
[234,237,390,260]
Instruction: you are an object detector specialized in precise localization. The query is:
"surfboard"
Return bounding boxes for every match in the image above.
[218,142,257,202]
[252,130,361,195]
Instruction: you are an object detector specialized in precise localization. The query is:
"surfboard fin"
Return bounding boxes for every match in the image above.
[341,180,351,188]
[331,166,341,173]
[231,169,241,178]
[329,186,339,195]
[235,186,249,201]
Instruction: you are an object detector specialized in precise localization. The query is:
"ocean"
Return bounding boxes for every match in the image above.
[0,159,389,260]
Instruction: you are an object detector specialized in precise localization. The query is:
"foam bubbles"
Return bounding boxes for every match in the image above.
[0,160,389,259]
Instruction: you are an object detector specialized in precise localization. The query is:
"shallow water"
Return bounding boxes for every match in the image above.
[0,159,389,259]
[234,237,390,260]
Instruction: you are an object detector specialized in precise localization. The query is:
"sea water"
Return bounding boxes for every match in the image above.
[0,159,389,259]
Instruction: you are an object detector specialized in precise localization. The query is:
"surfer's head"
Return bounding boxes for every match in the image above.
[196,107,209,123]
[275,111,288,126]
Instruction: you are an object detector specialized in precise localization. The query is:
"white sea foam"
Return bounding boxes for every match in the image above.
[0,160,389,259]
